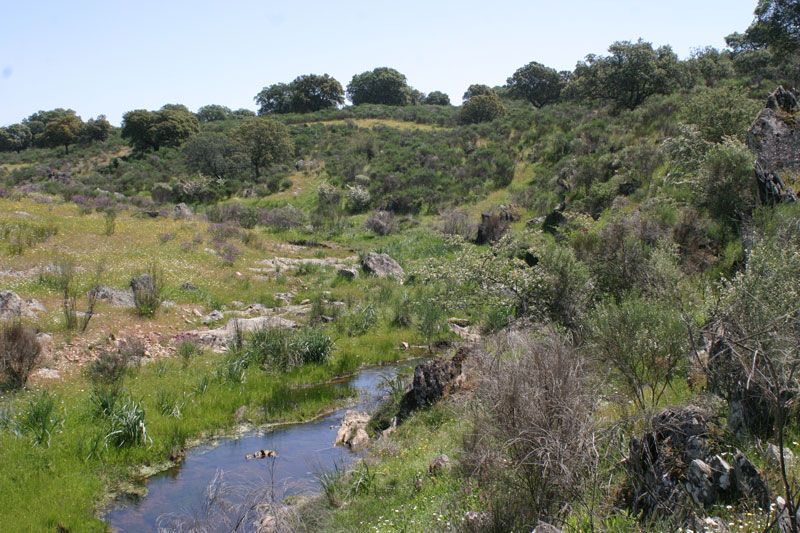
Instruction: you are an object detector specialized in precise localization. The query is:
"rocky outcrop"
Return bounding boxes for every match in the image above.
[334,410,370,450]
[173,203,192,219]
[626,405,768,519]
[89,285,135,307]
[187,316,297,348]
[748,86,800,204]
[396,346,469,421]
[361,252,404,280]
[0,290,45,319]
[428,454,453,476]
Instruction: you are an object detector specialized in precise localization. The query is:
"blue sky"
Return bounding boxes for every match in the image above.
[0,0,758,126]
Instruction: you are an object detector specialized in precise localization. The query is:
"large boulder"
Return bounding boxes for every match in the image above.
[748,86,800,204]
[89,285,135,308]
[0,290,45,319]
[397,348,467,421]
[626,404,768,520]
[361,252,404,280]
[173,203,193,219]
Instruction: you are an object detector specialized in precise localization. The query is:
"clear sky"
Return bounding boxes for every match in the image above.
[0,0,758,127]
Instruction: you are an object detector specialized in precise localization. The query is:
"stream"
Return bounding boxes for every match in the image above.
[103,359,420,532]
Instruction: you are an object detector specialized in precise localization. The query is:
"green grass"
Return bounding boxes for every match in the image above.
[311,401,480,532]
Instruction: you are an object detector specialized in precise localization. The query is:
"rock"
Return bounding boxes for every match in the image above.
[381,417,398,438]
[733,450,769,508]
[173,203,192,219]
[533,522,564,533]
[188,316,297,348]
[89,285,135,307]
[230,300,245,309]
[361,252,404,280]
[246,449,277,460]
[35,333,55,364]
[234,405,247,422]
[626,405,714,517]
[428,454,453,476]
[130,274,155,295]
[767,443,795,468]
[464,511,491,532]
[33,368,60,379]
[449,322,481,343]
[0,290,45,319]
[274,292,294,304]
[748,86,800,204]
[475,212,509,244]
[202,310,224,324]
[687,459,716,506]
[180,282,198,291]
[448,317,470,327]
[397,350,465,421]
[709,454,734,492]
[337,267,359,280]
[334,410,370,450]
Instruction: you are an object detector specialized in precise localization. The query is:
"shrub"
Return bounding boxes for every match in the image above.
[85,345,136,388]
[103,208,117,235]
[15,390,62,447]
[259,205,306,230]
[438,208,475,239]
[364,210,396,235]
[132,264,164,317]
[106,397,150,447]
[0,321,41,389]
[345,184,371,213]
[586,295,688,412]
[463,331,595,528]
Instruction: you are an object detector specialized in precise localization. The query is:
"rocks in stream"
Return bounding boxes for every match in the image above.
[246,449,277,460]
[334,410,370,450]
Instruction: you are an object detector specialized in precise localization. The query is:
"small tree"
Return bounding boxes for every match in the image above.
[0,321,41,389]
[346,67,416,106]
[232,118,293,178]
[506,61,564,108]
[43,114,83,154]
[587,295,688,412]
[422,91,450,105]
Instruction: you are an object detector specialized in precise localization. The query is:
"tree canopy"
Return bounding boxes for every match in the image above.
[255,74,344,115]
[196,105,231,122]
[183,132,248,181]
[0,124,32,153]
[507,61,565,108]
[121,108,199,152]
[568,40,680,110]
[232,118,294,177]
[422,91,451,106]
[746,0,800,58]
[42,114,83,154]
[346,67,417,106]
[461,85,505,124]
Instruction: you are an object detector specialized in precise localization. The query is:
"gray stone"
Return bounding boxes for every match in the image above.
[337,267,359,280]
[0,290,45,319]
[747,86,800,204]
[361,252,404,280]
[687,459,716,506]
[130,274,155,295]
[709,454,734,492]
[89,285,135,307]
[334,410,370,450]
[428,454,453,476]
[202,310,225,324]
[767,443,795,468]
[174,203,193,219]
[533,522,564,533]
[180,282,198,291]
[733,450,769,508]
[35,333,55,364]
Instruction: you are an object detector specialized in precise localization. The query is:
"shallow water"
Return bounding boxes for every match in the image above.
[104,360,420,532]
